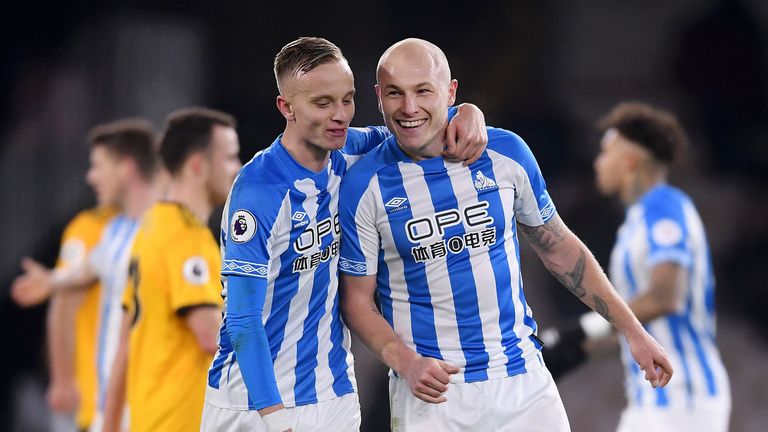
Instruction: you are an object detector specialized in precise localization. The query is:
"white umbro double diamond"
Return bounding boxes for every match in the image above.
[385,197,408,208]
[292,211,307,222]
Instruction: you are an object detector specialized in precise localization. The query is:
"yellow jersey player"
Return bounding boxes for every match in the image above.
[11,119,157,432]
[102,107,241,432]
[48,206,116,431]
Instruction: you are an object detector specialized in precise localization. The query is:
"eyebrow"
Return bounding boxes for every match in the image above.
[382,82,433,90]
[309,90,356,102]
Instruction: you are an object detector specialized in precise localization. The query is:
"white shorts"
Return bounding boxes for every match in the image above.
[200,393,360,432]
[389,367,570,432]
[617,397,731,432]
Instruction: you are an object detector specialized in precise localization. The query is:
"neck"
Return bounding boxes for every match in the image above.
[400,133,446,162]
[281,128,330,173]
[166,178,212,224]
[122,179,156,219]
[621,169,666,206]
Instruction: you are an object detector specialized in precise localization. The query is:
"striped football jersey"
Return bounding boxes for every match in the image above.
[339,128,554,383]
[609,184,730,410]
[206,127,390,410]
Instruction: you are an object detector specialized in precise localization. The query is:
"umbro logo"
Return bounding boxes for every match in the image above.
[292,211,309,228]
[385,197,409,213]
[385,197,408,208]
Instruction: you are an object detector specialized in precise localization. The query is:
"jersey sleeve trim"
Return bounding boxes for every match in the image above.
[647,249,692,268]
[222,259,268,278]
[339,257,368,276]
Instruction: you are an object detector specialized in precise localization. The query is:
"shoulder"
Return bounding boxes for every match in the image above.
[66,206,115,234]
[639,186,692,246]
[229,148,291,210]
[640,185,691,220]
[340,136,397,199]
[486,127,535,163]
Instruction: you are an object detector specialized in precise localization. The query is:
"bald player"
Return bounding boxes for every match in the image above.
[201,37,487,432]
[338,38,673,431]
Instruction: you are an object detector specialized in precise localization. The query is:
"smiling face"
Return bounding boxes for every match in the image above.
[376,39,457,160]
[278,60,356,154]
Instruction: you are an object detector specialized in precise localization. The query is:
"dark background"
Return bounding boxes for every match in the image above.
[2,0,767,430]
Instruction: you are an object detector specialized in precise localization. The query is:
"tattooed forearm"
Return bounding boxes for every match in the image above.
[551,249,586,298]
[592,294,615,324]
[519,217,566,252]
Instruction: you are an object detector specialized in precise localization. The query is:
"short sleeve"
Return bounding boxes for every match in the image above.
[221,175,283,279]
[166,231,223,312]
[643,192,691,268]
[489,130,556,226]
[339,176,380,276]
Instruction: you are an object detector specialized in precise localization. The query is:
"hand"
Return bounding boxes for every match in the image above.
[625,329,673,388]
[47,379,80,413]
[11,258,54,307]
[443,103,488,166]
[261,405,293,432]
[401,355,460,404]
[539,324,588,380]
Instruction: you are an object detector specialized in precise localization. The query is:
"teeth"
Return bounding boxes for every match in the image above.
[398,119,426,128]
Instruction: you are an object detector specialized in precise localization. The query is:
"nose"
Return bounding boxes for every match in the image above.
[402,93,418,116]
[331,101,353,124]
[86,168,96,186]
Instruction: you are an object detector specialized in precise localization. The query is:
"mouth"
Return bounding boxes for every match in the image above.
[396,119,427,129]
[326,127,348,137]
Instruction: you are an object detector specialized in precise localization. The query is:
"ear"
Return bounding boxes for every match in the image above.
[374,84,383,114]
[118,157,138,179]
[276,95,295,121]
[185,152,209,179]
[447,79,458,106]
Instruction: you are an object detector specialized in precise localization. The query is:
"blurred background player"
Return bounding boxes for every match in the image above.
[11,119,160,432]
[201,37,486,432]
[338,39,672,432]
[14,203,116,431]
[102,107,240,432]
[543,102,731,431]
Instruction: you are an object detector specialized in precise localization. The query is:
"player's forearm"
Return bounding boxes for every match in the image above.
[103,316,130,432]
[520,216,644,338]
[225,276,283,411]
[52,265,97,293]
[46,292,80,385]
[628,262,687,323]
[340,287,416,374]
[549,236,644,338]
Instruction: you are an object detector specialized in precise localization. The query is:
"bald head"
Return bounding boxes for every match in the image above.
[377,38,451,85]
[374,38,458,161]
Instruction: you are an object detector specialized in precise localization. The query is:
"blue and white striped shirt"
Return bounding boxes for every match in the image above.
[339,128,554,382]
[206,127,389,410]
[90,214,140,411]
[609,184,730,409]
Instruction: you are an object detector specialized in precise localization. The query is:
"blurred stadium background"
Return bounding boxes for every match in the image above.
[2,0,767,430]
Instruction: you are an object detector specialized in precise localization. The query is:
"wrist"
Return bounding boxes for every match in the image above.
[262,408,291,432]
[390,342,419,375]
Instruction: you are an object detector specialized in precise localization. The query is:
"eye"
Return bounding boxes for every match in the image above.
[387,90,402,97]
[417,88,432,95]
[342,98,353,105]
[316,101,330,108]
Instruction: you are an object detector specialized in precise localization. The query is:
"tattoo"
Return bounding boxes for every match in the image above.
[371,305,382,317]
[519,217,566,252]
[551,249,586,298]
[592,294,615,324]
